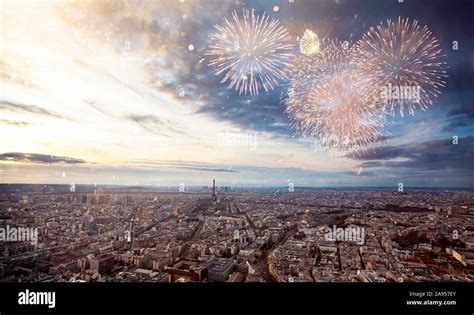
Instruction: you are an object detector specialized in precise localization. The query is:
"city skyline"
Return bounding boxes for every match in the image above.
[1,0,473,188]
[1,184,473,284]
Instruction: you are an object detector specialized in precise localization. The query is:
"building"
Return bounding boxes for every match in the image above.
[164,259,207,282]
[205,258,235,282]
[89,255,114,275]
[356,270,386,282]
[152,257,171,271]
[451,249,474,267]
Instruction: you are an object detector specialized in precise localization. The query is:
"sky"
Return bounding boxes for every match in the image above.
[0,0,473,188]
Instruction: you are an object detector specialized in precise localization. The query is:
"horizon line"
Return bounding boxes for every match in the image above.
[0,182,472,191]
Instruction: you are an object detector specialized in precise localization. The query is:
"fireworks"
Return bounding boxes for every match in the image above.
[353,17,448,116]
[299,29,320,56]
[286,40,386,152]
[205,12,447,151]
[306,72,386,151]
[206,9,294,95]
[285,18,448,151]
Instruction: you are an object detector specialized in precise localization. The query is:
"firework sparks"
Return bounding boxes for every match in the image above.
[353,17,448,116]
[299,29,320,56]
[206,9,294,95]
[305,72,387,151]
[286,40,387,152]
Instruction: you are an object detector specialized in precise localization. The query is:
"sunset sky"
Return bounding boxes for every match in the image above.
[0,0,472,187]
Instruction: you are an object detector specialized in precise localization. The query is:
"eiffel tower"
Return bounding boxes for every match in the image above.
[211,179,217,203]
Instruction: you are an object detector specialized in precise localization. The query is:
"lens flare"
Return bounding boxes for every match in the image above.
[353,17,448,116]
[206,9,294,95]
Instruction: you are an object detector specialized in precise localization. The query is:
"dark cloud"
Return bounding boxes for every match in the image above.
[447,103,474,119]
[0,101,64,119]
[442,101,474,132]
[349,136,474,171]
[196,92,293,135]
[442,115,474,132]
[0,152,88,164]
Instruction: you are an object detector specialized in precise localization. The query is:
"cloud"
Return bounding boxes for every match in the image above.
[442,102,474,132]
[357,161,384,168]
[0,101,64,119]
[442,115,474,132]
[84,99,112,117]
[349,136,474,171]
[0,59,39,90]
[0,119,31,126]
[0,152,88,164]
[447,103,474,119]
[196,93,293,135]
[176,166,238,173]
[0,0,472,188]
[128,160,238,173]
[58,0,231,88]
[58,0,295,139]
[127,159,377,179]
[341,171,377,177]
[127,114,186,136]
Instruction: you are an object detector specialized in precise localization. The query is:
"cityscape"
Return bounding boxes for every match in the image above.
[1,0,473,292]
[1,181,473,283]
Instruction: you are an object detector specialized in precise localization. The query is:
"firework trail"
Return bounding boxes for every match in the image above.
[206,9,294,95]
[285,40,387,152]
[353,17,448,116]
